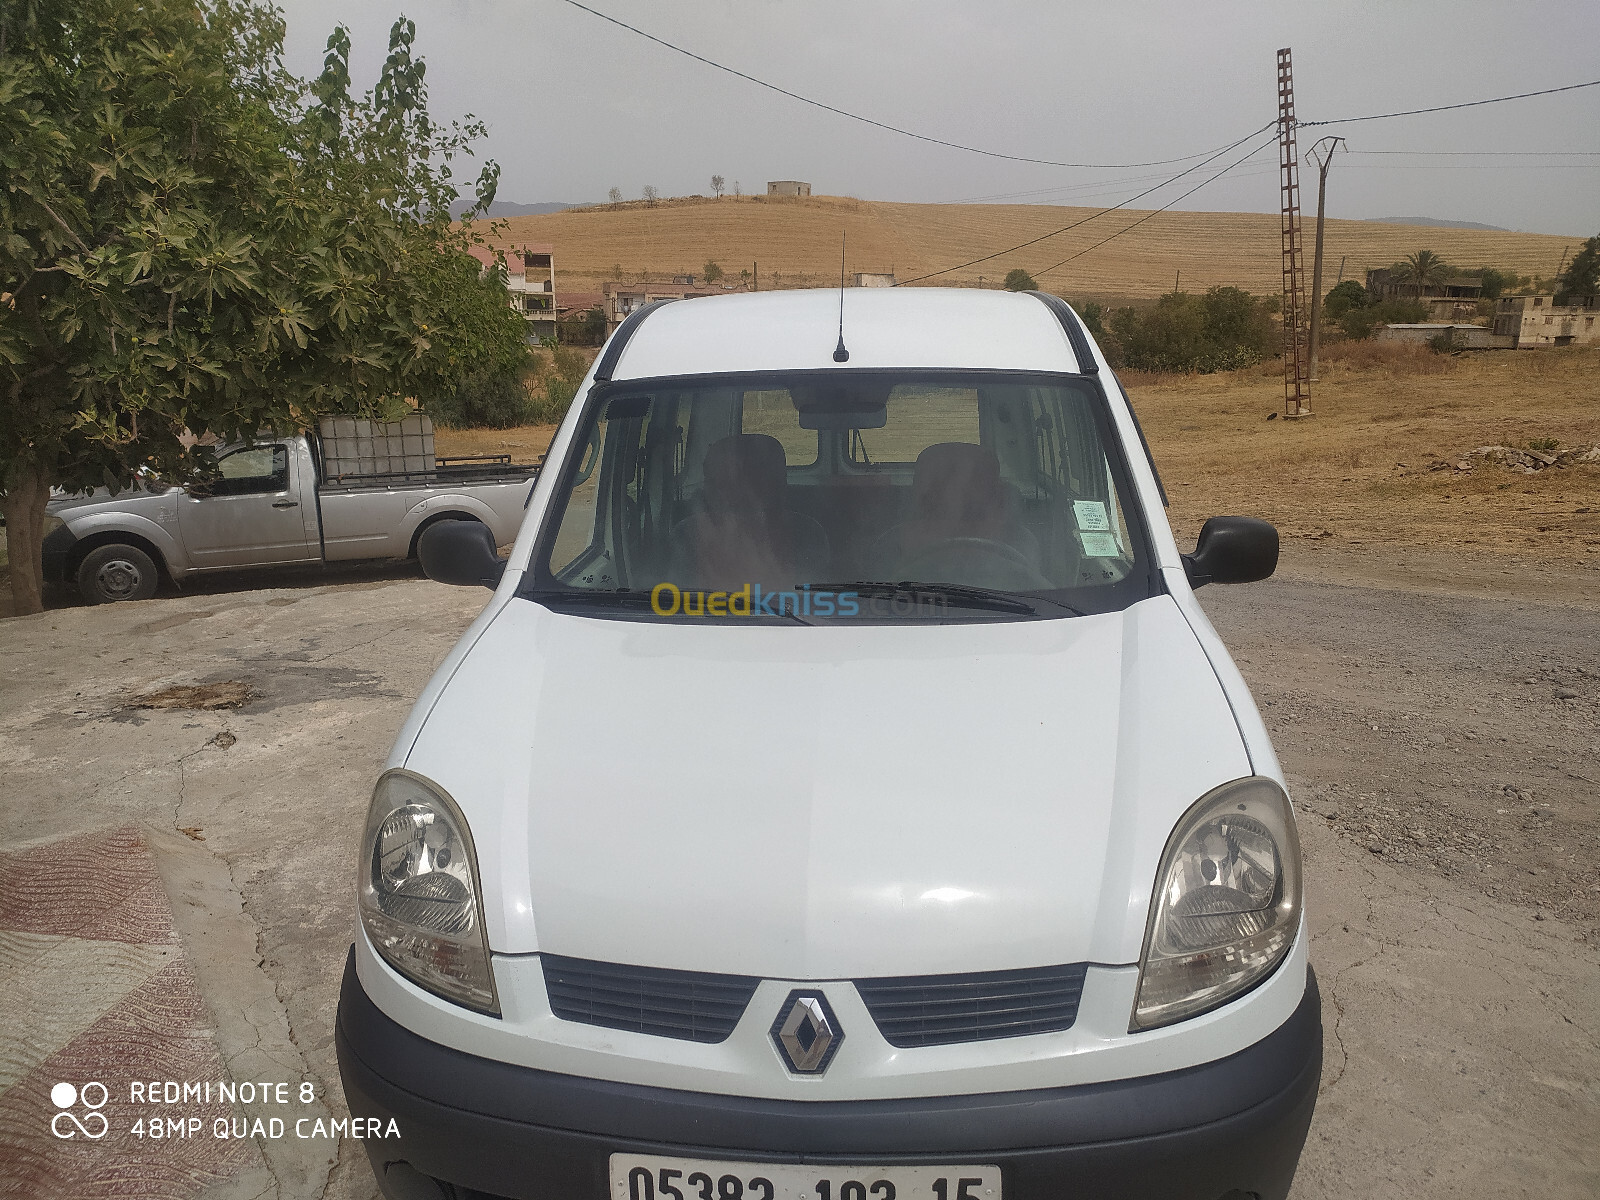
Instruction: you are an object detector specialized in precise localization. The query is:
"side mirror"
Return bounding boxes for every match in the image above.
[418,520,506,589]
[1183,516,1278,588]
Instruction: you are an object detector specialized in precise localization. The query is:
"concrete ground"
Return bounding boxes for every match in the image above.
[1,551,1596,1199]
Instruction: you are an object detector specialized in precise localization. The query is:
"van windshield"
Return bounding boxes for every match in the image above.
[525,370,1157,621]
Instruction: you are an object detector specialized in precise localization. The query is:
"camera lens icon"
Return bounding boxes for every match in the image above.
[50,1082,108,1139]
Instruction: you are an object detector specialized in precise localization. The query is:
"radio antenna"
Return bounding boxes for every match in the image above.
[833,233,850,362]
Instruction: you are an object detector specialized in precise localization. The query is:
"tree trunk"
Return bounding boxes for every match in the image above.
[2,463,51,616]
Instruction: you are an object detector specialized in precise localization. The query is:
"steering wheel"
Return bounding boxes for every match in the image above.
[894,537,1054,592]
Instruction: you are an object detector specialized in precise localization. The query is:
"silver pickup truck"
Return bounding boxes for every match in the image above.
[41,431,539,603]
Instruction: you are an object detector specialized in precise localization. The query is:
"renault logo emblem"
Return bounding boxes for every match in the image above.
[771,991,844,1074]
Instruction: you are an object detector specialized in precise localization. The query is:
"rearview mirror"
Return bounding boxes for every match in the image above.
[1183,516,1278,588]
[418,520,505,589]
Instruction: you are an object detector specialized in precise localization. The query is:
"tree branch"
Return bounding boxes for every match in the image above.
[37,198,91,254]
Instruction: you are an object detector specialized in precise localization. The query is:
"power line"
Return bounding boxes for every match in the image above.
[897,122,1277,284]
[556,0,1246,170]
[1034,132,1282,278]
[1299,78,1600,127]
[1346,149,1600,156]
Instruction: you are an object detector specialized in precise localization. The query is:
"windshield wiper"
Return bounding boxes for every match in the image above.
[810,581,1082,617]
[525,587,813,623]
[524,587,658,608]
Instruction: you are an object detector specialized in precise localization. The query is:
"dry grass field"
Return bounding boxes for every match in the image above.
[483,193,1582,300]
[435,345,1600,568]
[1138,343,1600,565]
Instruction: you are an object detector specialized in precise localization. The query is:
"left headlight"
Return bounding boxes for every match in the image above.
[358,770,499,1015]
[1131,776,1302,1031]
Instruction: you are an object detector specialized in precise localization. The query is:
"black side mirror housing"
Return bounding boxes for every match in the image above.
[418,520,506,589]
[1183,516,1278,588]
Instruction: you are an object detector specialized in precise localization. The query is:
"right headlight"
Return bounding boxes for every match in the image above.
[1131,776,1302,1031]
[358,769,499,1015]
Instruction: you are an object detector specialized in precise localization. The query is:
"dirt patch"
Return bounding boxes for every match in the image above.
[1200,565,1600,938]
[128,681,255,711]
[434,421,561,462]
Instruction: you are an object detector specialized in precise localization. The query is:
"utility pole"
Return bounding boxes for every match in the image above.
[1335,254,1347,285]
[1276,48,1310,418]
[1306,135,1345,381]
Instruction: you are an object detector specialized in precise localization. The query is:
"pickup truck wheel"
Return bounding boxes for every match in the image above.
[77,544,159,604]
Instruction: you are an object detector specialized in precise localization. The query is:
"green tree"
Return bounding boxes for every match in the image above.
[1391,249,1451,299]
[0,0,517,613]
[702,260,724,285]
[1323,279,1368,319]
[1555,235,1600,305]
[1003,268,1038,292]
[1473,268,1519,301]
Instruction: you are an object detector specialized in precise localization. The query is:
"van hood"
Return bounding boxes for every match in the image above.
[404,594,1252,977]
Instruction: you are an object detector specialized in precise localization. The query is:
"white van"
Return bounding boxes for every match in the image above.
[335,288,1320,1200]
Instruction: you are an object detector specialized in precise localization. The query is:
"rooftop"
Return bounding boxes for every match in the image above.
[607,287,1085,380]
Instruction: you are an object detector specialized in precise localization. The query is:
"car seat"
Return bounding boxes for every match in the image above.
[670,434,830,589]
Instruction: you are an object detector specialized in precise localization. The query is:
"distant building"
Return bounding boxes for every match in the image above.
[601,280,730,333]
[467,243,558,341]
[1493,294,1600,348]
[766,181,812,197]
[1365,268,1482,322]
[1377,323,1510,349]
[853,272,896,288]
[555,290,608,344]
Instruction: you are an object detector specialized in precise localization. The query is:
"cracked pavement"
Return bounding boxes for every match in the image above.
[1,552,1596,1198]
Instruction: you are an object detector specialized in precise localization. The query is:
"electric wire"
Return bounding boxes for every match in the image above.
[896,122,1277,285]
[1346,149,1600,156]
[554,2,1598,282]
[556,0,1249,170]
[1033,132,1282,278]
[1298,78,1600,126]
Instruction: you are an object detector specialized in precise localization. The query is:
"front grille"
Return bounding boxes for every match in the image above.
[541,955,759,1043]
[855,963,1089,1047]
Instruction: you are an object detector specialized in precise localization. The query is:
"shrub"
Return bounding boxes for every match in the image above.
[1077,300,1107,341]
[429,370,533,429]
[1338,297,1426,341]
[527,345,592,424]
[1003,268,1038,292]
[1106,287,1275,373]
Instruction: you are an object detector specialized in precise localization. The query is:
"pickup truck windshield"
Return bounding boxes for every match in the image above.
[526,370,1157,621]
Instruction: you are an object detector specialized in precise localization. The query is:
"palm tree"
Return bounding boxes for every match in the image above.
[1392,249,1452,301]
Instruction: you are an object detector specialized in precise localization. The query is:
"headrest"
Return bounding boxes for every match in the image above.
[703,434,789,512]
[910,442,1004,522]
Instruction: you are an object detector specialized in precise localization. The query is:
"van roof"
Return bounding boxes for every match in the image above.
[607,287,1085,380]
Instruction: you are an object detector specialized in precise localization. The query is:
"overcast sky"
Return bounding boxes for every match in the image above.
[276,0,1600,236]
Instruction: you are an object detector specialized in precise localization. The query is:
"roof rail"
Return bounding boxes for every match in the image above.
[593,299,678,382]
[1027,291,1099,375]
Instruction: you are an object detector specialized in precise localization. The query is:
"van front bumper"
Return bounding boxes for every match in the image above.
[336,949,1321,1200]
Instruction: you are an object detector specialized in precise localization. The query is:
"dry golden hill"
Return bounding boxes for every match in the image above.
[483,193,1583,301]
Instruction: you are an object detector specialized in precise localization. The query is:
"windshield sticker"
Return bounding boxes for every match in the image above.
[1073,499,1111,531]
[1078,530,1122,558]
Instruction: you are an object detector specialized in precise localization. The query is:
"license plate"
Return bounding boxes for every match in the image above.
[609,1154,1001,1200]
